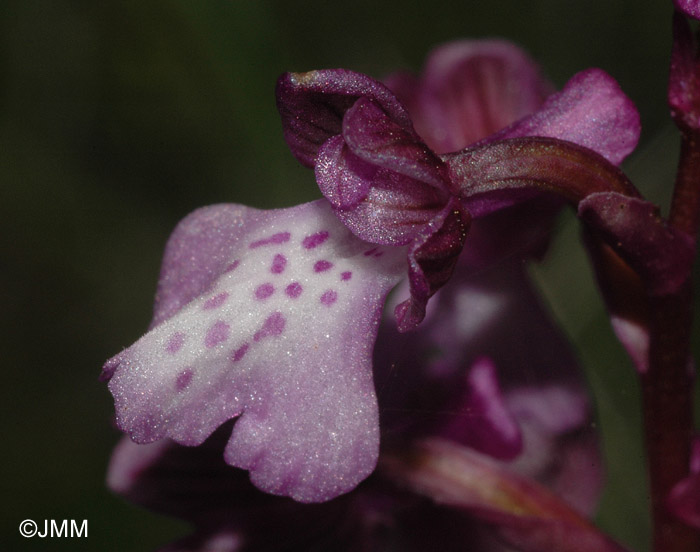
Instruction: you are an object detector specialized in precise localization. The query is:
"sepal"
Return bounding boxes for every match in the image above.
[394,198,470,331]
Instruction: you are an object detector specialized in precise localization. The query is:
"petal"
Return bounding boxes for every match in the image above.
[385,40,552,153]
[102,199,405,502]
[480,68,641,165]
[276,69,412,167]
[342,97,449,189]
[394,198,470,331]
[675,0,700,19]
[390,258,604,514]
[318,136,450,246]
[669,473,700,529]
[669,13,700,131]
[505,388,602,516]
[668,437,700,529]
[384,439,629,552]
[439,357,523,461]
[315,135,376,209]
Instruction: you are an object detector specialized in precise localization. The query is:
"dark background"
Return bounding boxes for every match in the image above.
[1,1,696,550]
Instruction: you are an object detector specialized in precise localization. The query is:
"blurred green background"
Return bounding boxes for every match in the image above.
[1,1,697,550]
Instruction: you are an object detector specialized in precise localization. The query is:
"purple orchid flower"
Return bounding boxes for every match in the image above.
[103,40,642,551]
[276,41,639,331]
[103,201,621,551]
[105,234,617,552]
[276,67,469,333]
[102,200,407,503]
[102,38,640,505]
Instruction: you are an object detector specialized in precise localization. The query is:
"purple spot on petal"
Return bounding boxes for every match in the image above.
[224,260,240,273]
[320,290,338,306]
[230,343,250,363]
[203,292,229,310]
[254,312,286,341]
[175,369,193,391]
[364,247,378,256]
[249,232,291,249]
[166,332,186,354]
[374,251,384,258]
[205,320,230,348]
[314,260,333,273]
[303,231,330,249]
[341,271,352,281]
[270,254,287,274]
[285,282,303,298]
[255,283,275,300]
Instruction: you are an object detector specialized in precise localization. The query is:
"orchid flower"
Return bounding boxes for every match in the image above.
[102,39,647,551]
[106,190,618,552]
[102,39,641,506]
[276,41,639,331]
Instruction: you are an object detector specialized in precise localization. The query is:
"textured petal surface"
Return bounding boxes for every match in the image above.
[318,137,450,246]
[394,197,470,331]
[480,68,640,165]
[102,200,405,502]
[315,135,375,209]
[385,39,552,153]
[276,69,412,167]
[342,97,449,189]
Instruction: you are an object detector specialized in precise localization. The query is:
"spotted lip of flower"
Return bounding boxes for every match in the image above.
[277,69,471,332]
[101,200,407,503]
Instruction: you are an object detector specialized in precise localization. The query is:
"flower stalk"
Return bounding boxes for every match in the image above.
[644,289,697,552]
[669,132,700,241]
[639,11,700,550]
